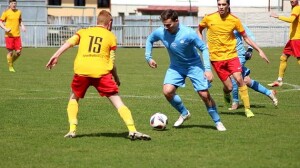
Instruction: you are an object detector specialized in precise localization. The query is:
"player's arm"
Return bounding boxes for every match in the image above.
[109,49,120,86]
[197,25,205,40]
[241,32,270,63]
[145,30,159,68]
[197,16,207,40]
[46,34,78,70]
[270,7,299,23]
[20,14,26,32]
[0,19,11,32]
[243,25,255,60]
[193,33,213,82]
[111,64,120,86]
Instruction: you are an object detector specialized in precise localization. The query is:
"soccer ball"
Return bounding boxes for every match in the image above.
[150,112,168,130]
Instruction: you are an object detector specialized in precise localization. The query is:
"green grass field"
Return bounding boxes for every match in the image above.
[0,47,299,168]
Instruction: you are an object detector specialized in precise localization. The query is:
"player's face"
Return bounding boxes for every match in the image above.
[9,2,17,10]
[290,0,298,7]
[162,18,179,34]
[217,0,229,16]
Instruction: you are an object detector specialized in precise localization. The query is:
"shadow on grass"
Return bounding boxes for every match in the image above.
[174,124,216,130]
[218,104,267,109]
[76,132,128,138]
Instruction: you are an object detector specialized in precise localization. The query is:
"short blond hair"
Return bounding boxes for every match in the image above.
[97,10,112,25]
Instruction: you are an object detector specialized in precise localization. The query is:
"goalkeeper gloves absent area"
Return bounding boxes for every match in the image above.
[244,48,253,60]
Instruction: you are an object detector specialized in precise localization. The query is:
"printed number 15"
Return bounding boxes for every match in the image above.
[88,36,102,53]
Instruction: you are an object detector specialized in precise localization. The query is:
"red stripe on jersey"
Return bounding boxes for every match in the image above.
[111,46,117,50]
[239,30,246,36]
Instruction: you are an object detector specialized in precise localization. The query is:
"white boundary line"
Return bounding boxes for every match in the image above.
[0,81,299,101]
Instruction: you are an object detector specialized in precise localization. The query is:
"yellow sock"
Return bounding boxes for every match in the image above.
[239,85,250,109]
[279,55,288,79]
[7,54,13,67]
[67,99,79,132]
[118,106,136,132]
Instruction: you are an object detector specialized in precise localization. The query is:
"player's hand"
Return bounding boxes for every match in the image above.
[21,25,26,32]
[244,48,253,60]
[258,50,270,63]
[46,56,59,70]
[270,12,279,18]
[204,71,213,83]
[148,59,157,68]
[5,28,11,33]
[114,76,121,86]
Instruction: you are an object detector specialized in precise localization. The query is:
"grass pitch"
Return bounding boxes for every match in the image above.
[0,47,299,168]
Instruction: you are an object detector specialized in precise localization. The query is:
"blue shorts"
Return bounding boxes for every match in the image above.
[163,65,211,92]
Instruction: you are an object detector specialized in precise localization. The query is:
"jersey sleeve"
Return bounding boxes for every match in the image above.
[243,24,255,49]
[198,16,207,32]
[67,33,80,46]
[145,28,161,62]
[192,31,211,71]
[235,19,245,35]
[0,11,7,22]
[278,7,299,23]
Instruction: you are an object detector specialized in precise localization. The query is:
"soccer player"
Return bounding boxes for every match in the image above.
[46,10,151,140]
[268,0,300,87]
[229,24,278,110]
[145,9,226,131]
[0,0,26,72]
[198,0,270,117]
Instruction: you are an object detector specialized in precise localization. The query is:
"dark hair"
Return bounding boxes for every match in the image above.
[160,9,178,22]
[9,0,17,3]
[217,0,231,13]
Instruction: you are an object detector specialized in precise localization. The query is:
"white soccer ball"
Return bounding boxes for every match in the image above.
[150,112,168,130]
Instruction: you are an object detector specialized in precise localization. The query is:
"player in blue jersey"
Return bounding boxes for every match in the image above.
[144,9,226,131]
[229,24,278,110]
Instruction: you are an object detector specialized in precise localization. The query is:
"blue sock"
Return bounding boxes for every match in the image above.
[207,106,220,123]
[249,80,271,96]
[169,94,188,115]
[231,77,239,103]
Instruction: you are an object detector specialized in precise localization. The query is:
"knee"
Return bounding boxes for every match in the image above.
[244,76,251,86]
[163,87,174,100]
[280,55,288,62]
[16,50,21,56]
[297,58,300,65]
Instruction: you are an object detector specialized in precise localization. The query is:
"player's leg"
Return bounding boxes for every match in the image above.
[277,54,289,82]
[13,50,21,62]
[245,76,278,107]
[211,60,233,108]
[268,41,293,87]
[64,75,89,138]
[107,94,150,140]
[6,50,15,72]
[221,78,233,108]
[13,37,22,63]
[229,76,239,110]
[198,90,226,131]
[163,84,190,127]
[100,73,150,140]
[65,92,80,138]
[163,68,189,127]
[232,72,254,117]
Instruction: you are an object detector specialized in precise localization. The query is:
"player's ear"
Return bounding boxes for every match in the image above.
[108,19,113,31]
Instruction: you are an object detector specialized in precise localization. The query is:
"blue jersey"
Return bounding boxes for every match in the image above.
[145,24,211,71]
[234,24,255,65]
